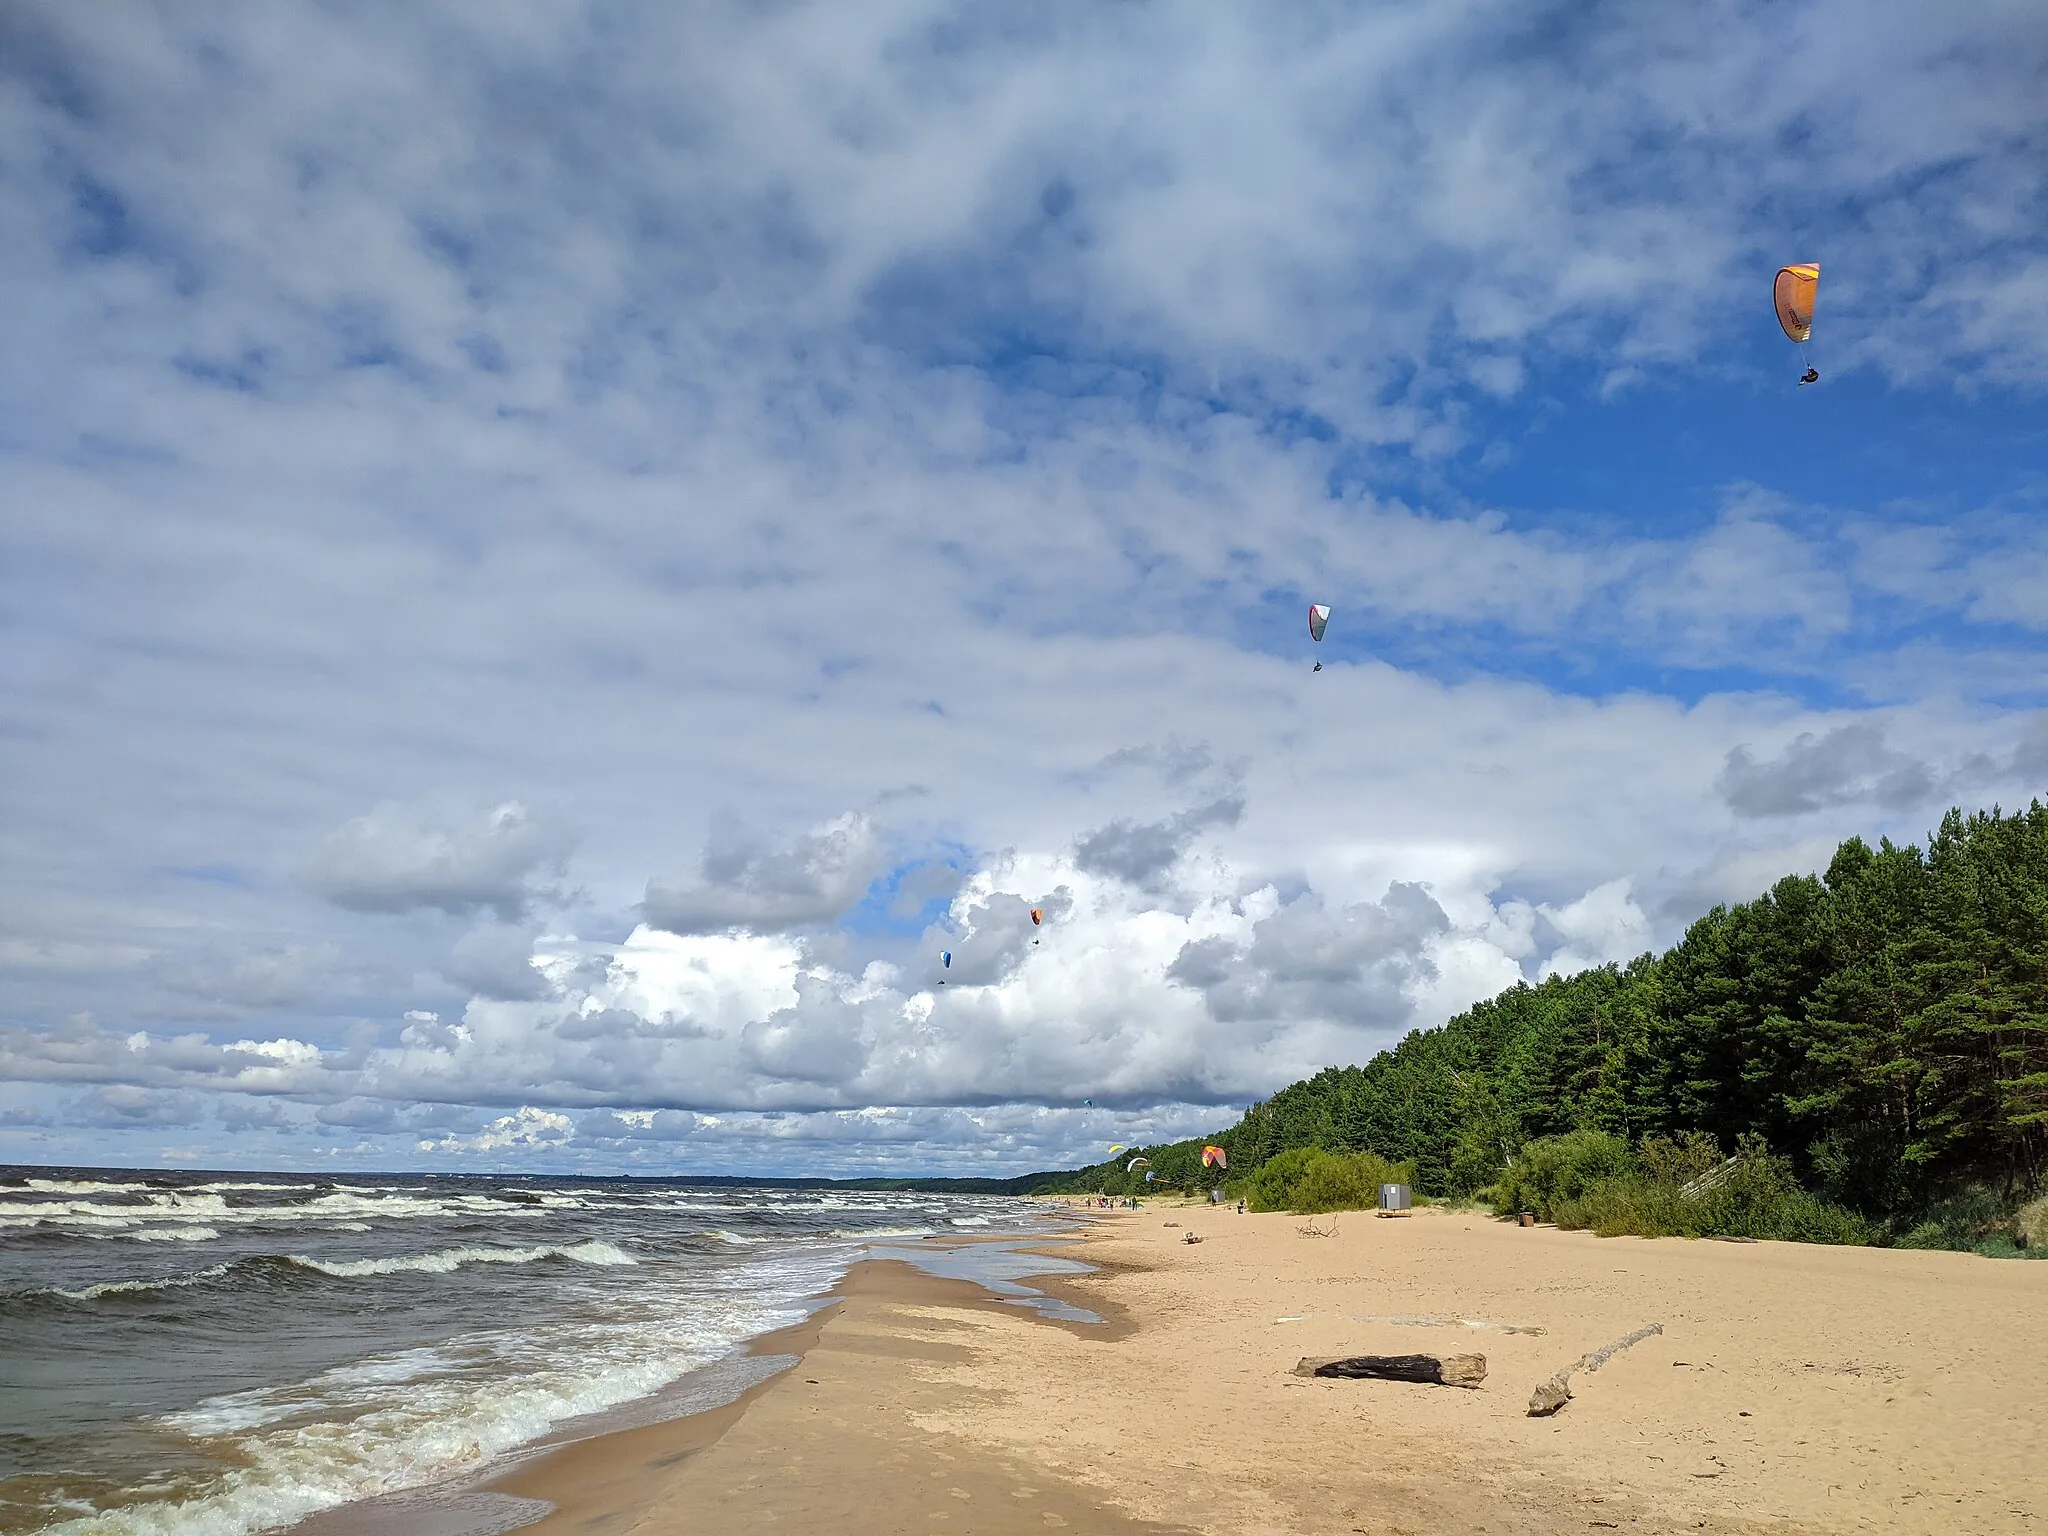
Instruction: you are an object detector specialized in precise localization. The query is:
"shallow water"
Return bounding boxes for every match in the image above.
[0,1166,1048,1536]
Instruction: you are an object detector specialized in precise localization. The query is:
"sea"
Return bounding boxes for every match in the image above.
[0,1166,1057,1536]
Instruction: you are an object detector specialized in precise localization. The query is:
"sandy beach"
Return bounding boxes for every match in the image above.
[489,1207,2047,1535]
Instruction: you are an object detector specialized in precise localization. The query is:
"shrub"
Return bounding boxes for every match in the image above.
[1491,1129,1635,1221]
[1247,1148,1417,1213]
[1892,1191,2046,1258]
[1550,1138,1868,1245]
[2019,1196,2048,1253]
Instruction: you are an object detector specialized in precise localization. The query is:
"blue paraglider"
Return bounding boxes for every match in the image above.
[939,950,951,985]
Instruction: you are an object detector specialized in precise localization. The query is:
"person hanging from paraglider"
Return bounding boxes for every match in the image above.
[1030,907,1043,944]
[1775,263,1821,385]
[1307,603,1330,671]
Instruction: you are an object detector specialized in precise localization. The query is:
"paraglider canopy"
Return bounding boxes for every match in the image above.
[1030,908,1043,926]
[1201,1145,1228,1169]
[1107,1144,1126,1156]
[1126,1156,1151,1172]
[1774,263,1819,343]
[940,950,951,967]
[1307,604,1330,643]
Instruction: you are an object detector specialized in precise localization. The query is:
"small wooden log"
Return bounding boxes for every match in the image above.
[1293,1353,1486,1388]
[1526,1322,1662,1416]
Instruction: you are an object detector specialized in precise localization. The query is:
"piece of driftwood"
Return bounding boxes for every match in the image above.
[1181,1232,1203,1244]
[1293,1353,1486,1388]
[1526,1322,1663,1416]
[1296,1216,1339,1238]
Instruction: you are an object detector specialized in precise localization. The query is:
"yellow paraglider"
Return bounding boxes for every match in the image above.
[1774,263,1821,385]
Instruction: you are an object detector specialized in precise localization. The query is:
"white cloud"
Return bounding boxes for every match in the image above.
[303,802,575,920]
[644,814,886,935]
[420,1106,573,1155]
[0,2,2043,1172]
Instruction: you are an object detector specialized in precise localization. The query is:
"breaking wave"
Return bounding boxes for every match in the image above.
[286,1241,638,1278]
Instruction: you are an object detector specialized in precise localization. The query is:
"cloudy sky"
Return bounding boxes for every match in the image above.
[4,2,2046,1176]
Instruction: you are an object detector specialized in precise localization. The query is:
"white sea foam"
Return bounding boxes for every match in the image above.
[287,1241,638,1278]
[132,1227,223,1243]
[0,1189,560,1230]
[44,1265,236,1301]
[32,1253,849,1536]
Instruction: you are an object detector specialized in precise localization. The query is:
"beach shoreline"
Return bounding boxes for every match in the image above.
[301,1201,2048,1536]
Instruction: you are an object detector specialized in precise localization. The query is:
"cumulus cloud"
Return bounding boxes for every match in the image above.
[1717,725,1935,819]
[1535,879,1653,977]
[1168,882,1448,1029]
[2,3,2045,1172]
[420,1106,573,1155]
[1075,791,1246,890]
[304,803,575,920]
[76,1084,204,1127]
[442,925,550,1002]
[155,943,341,1014]
[645,814,885,935]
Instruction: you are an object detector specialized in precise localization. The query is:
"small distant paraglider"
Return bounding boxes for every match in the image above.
[1307,604,1330,671]
[938,950,951,984]
[1201,1145,1228,1170]
[1774,263,1821,385]
[1030,907,1043,944]
[1107,1144,1126,1156]
[1126,1156,1151,1173]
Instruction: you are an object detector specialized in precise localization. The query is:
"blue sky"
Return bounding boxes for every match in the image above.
[3,1,2046,1175]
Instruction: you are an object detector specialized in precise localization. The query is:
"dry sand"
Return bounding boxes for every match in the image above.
[493,1208,2047,1535]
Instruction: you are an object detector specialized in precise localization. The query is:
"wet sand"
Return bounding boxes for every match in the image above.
[485,1207,2046,1534]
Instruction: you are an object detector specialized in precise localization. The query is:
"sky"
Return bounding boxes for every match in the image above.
[3,1,2047,1177]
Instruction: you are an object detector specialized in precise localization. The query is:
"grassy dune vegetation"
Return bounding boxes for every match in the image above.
[1051,803,2048,1254]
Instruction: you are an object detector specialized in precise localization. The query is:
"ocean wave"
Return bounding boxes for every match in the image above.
[38,1265,237,1302]
[42,1347,715,1536]
[831,1225,935,1239]
[20,1178,164,1195]
[947,1216,993,1227]
[286,1241,638,1278]
[0,1188,564,1230]
[32,1281,828,1536]
[132,1226,223,1242]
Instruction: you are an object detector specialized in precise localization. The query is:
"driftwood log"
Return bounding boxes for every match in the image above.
[1294,1353,1486,1388]
[1526,1322,1663,1416]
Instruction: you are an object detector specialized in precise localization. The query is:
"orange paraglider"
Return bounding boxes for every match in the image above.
[1774,263,1821,384]
[1030,907,1043,945]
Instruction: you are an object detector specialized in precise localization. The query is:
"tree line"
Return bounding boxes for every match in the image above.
[1057,802,2048,1229]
